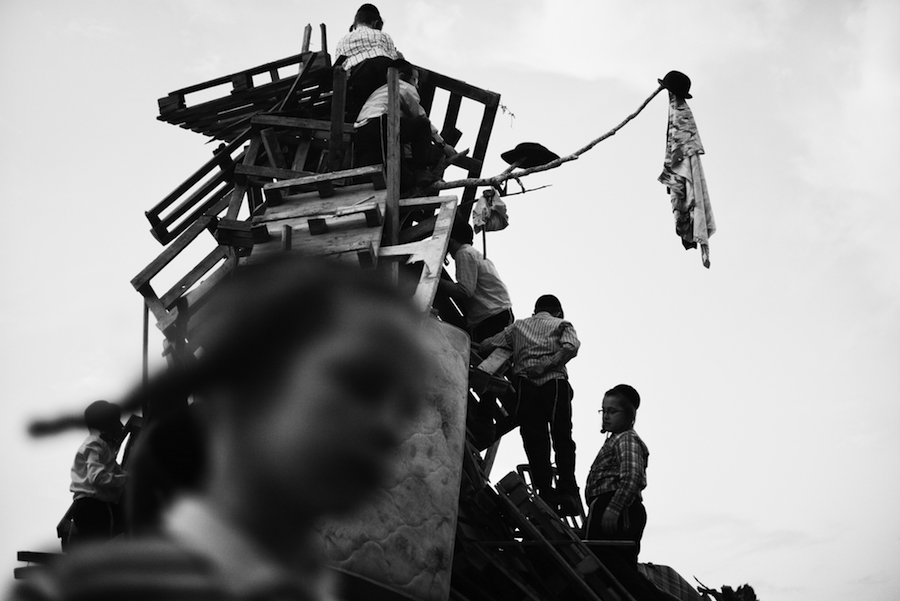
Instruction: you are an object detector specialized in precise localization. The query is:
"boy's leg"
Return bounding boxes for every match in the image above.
[550,379,580,514]
[518,378,556,507]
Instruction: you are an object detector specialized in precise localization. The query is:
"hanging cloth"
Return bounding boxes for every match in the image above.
[658,94,715,268]
[473,190,509,233]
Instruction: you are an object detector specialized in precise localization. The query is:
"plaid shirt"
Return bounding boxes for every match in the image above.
[585,429,649,517]
[481,311,579,386]
[335,25,399,72]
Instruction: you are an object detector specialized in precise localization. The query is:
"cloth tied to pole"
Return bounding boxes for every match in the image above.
[658,93,715,268]
[473,190,509,233]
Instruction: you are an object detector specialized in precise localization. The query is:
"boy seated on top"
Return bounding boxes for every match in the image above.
[354,59,456,192]
[335,4,401,118]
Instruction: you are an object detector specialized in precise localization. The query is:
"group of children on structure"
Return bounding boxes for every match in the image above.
[15,6,660,600]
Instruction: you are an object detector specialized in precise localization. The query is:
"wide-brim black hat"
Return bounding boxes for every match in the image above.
[658,70,693,99]
[500,142,559,168]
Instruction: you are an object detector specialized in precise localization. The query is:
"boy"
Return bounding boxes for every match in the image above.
[336,4,401,117]
[439,221,513,342]
[481,295,580,514]
[68,400,127,547]
[354,59,455,191]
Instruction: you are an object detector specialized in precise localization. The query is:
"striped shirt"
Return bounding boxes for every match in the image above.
[481,311,579,386]
[335,25,399,72]
[585,429,649,517]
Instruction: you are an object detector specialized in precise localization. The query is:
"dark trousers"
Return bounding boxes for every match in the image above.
[471,308,514,343]
[356,114,432,165]
[517,377,577,501]
[70,497,122,547]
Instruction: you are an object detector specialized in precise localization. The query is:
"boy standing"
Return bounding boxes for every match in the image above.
[481,295,581,514]
[336,4,401,116]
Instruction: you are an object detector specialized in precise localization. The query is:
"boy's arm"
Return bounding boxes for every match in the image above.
[83,441,127,489]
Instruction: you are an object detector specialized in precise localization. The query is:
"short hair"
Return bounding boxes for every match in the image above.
[450,220,474,245]
[534,294,563,316]
[354,4,382,26]
[84,400,121,431]
[605,384,640,413]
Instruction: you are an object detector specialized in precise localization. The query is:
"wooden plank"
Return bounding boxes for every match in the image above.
[146,128,252,219]
[441,93,463,142]
[291,131,313,171]
[234,164,315,181]
[251,114,355,134]
[255,185,387,223]
[155,252,237,334]
[281,225,292,251]
[260,128,286,169]
[385,67,401,249]
[164,51,323,97]
[160,246,229,310]
[330,67,348,170]
[378,196,457,312]
[263,165,383,190]
[301,24,312,53]
[132,215,217,290]
[476,348,513,374]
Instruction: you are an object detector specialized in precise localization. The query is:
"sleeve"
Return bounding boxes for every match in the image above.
[481,324,514,354]
[453,250,478,299]
[83,440,127,490]
[606,434,645,517]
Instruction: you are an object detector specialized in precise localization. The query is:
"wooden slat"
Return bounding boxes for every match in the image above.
[146,128,251,219]
[235,164,315,181]
[251,114,355,134]
[385,67,401,249]
[132,215,217,290]
[160,246,229,309]
[263,165,383,190]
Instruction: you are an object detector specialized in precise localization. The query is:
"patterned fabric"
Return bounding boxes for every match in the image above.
[452,244,512,326]
[585,429,649,517]
[70,432,126,503]
[638,563,704,601]
[335,25,399,72]
[482,312,579,386]
[658,93,716,267]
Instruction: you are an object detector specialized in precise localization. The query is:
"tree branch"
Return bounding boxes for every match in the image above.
[433,85,665,192]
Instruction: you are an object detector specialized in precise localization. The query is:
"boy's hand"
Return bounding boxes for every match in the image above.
[600,508,619,534]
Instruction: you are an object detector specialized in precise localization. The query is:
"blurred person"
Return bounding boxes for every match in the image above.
[66,400,127,548]
[481,294,580,515]
[438,221,513,342]
[9,255,428,601]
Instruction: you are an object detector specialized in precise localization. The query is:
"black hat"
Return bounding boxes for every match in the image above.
[500,142,559,168]
[534,294,563,315]
[658,70,693,99]
[84,400,121,431]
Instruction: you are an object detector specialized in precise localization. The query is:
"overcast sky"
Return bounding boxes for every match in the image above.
[1,1,898,600]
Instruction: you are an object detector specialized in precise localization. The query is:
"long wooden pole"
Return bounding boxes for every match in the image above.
[434,85,665,192]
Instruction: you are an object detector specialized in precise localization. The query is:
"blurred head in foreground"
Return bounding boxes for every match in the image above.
[10,255,429,599]
[192,254,428,520]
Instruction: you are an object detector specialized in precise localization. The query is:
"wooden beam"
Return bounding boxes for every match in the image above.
[263,164,383,190]
[251,114,355,134]
[385,67,401,250]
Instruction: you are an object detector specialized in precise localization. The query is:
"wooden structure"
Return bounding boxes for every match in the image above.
[16,27,649,601]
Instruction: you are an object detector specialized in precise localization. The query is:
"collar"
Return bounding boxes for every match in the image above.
[164,496,331,599]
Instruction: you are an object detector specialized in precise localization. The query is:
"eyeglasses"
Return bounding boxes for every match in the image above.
[597,408,623,416]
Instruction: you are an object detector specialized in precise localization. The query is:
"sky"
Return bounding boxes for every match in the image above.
[1,1,898,599]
